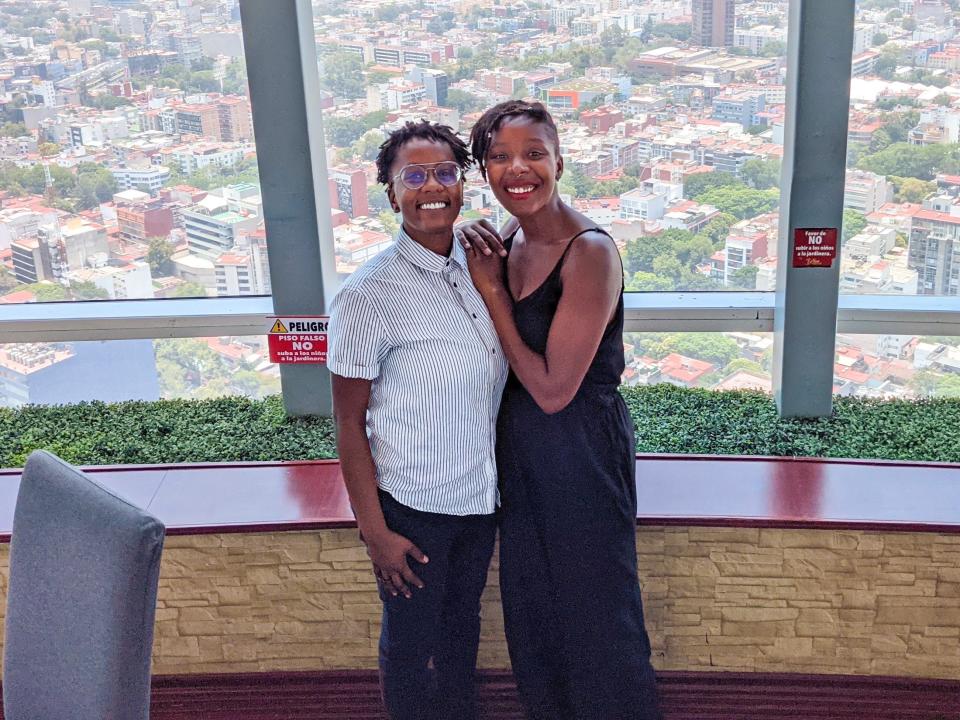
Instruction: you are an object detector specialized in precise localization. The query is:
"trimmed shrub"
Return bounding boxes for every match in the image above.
[2,387,960,466]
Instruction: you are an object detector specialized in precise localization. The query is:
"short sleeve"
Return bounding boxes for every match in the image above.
[327,288,390,380]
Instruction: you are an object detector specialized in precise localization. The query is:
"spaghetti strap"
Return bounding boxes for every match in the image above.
[558,226,612,265]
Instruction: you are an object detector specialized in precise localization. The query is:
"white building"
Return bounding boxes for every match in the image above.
[111,165,171,193]
[844,170,893,215]
[64,261,153,299]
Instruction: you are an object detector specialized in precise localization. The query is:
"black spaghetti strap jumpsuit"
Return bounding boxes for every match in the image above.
[497,228,662,720]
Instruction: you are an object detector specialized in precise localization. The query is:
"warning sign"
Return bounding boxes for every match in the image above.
[267,316,329,364]
[793,228,838,268]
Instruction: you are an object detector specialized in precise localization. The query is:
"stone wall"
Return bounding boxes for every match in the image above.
[0,525,957,678]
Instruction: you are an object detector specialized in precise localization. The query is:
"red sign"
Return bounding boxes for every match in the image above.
[267,316,328,364]
[793,228,838,268]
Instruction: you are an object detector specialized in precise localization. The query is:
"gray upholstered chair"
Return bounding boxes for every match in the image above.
[3,450,165,720]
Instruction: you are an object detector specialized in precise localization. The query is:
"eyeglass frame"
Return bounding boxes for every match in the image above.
[390,161,464,191]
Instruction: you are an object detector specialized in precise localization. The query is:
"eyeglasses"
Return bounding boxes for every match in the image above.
[392,161,463,190]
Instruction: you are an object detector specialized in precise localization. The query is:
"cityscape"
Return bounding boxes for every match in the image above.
[0,0,958,405]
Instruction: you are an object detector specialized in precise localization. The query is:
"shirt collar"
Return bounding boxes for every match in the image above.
[395,224,463,272]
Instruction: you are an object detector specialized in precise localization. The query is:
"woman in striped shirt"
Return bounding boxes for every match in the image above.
[328,120,508,720]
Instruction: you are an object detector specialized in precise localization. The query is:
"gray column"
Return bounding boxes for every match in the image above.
[239,0,339,416]
[773,0,855,418]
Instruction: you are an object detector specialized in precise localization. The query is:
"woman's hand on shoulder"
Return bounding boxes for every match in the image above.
[455,218,507,257]
[466,244,507,300]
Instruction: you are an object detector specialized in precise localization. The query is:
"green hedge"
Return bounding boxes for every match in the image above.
[1,385,959,467]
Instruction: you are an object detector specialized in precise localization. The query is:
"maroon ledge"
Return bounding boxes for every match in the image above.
[0,453,958,540]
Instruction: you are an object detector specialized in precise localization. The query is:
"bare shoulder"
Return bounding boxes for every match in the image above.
[564,229,621,277]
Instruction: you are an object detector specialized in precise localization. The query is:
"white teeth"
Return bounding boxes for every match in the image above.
[419,202,448,209]
[507,186,534,194]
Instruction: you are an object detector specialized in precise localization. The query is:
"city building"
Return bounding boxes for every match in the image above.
[844,170,894,215]
[182,187,261,260]
[711,90,767,130]
[114,190,175,244]
[110,164,172,193]
[327,168,369,220]
[692,0,736,48]
[0,341,159,407]
[909,200,960,295]
[406,67,449,107]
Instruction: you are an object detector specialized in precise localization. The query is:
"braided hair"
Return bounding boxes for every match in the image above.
[375,120,471,186]
[469,100,560,180]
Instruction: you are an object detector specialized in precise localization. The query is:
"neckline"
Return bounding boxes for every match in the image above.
[507,227,605,304]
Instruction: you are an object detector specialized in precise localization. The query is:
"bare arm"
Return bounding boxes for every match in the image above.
[469,234,621,414]
[332,374,428,597]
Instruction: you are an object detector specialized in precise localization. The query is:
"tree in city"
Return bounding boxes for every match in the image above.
[649,333,741,367]
[21,282,69,302]
[70,280,109,300]
[728,265,759,290]
[351,130,385,162]
[693,185,779,221]
[625,271,675,292]
[324,111,387,147]
[75,163,118,209]
[740,158,781,190]
[876,44,903,80]
[0,122,28,137]
[683,171,739,199]
[147,236,176,276]
[652,22,691,42]
[893,176,936,203]
[723,358,766,378]
[319,51,365,99]
[700,213,736,246]
[760,40,786,58]
[367,184,391,213]
[37,142,59,157]
[170,281,209,298]
[859,142,960,181]
[378,210,399,236]
[841,209,868,243]
[426,11,456,35]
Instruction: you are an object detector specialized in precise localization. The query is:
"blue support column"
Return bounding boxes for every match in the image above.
[773,0,856,417]
[239,0,338,416]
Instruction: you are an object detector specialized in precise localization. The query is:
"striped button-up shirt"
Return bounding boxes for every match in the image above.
[327,227,508,516]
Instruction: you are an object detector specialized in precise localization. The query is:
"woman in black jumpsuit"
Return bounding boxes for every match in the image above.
[461,101,662,719]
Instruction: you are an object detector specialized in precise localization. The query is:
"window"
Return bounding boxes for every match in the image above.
[834,332,960,399]
[312,0,786,293]
[0,335,278,407]
[625,331,772,392]
[842,0,960,299]
[0,0,267,304]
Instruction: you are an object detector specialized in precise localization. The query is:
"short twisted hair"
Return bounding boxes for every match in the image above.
[375,120,471,185]
[469,100,560,179]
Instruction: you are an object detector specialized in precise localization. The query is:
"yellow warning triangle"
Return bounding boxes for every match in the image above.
[270,319,288,333]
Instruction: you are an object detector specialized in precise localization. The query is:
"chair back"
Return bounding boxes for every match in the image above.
[3,450,165,720]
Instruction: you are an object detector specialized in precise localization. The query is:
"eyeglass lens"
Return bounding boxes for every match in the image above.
[400,163,460,189]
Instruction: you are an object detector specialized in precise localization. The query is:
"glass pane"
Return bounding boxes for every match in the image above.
[0,1,269,303]
[624,331,772,392]
[842,1,960,297]
[314,0,785,291]
[836,332,960,399]
[0,335,278,407]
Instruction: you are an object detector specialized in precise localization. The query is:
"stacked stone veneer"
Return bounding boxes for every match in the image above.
[0,526,957,677]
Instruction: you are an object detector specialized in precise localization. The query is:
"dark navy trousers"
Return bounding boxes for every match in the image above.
[377,490,497,720]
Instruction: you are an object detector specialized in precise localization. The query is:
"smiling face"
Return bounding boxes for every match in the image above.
[387,138,463,248]
[483,115,563,219]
